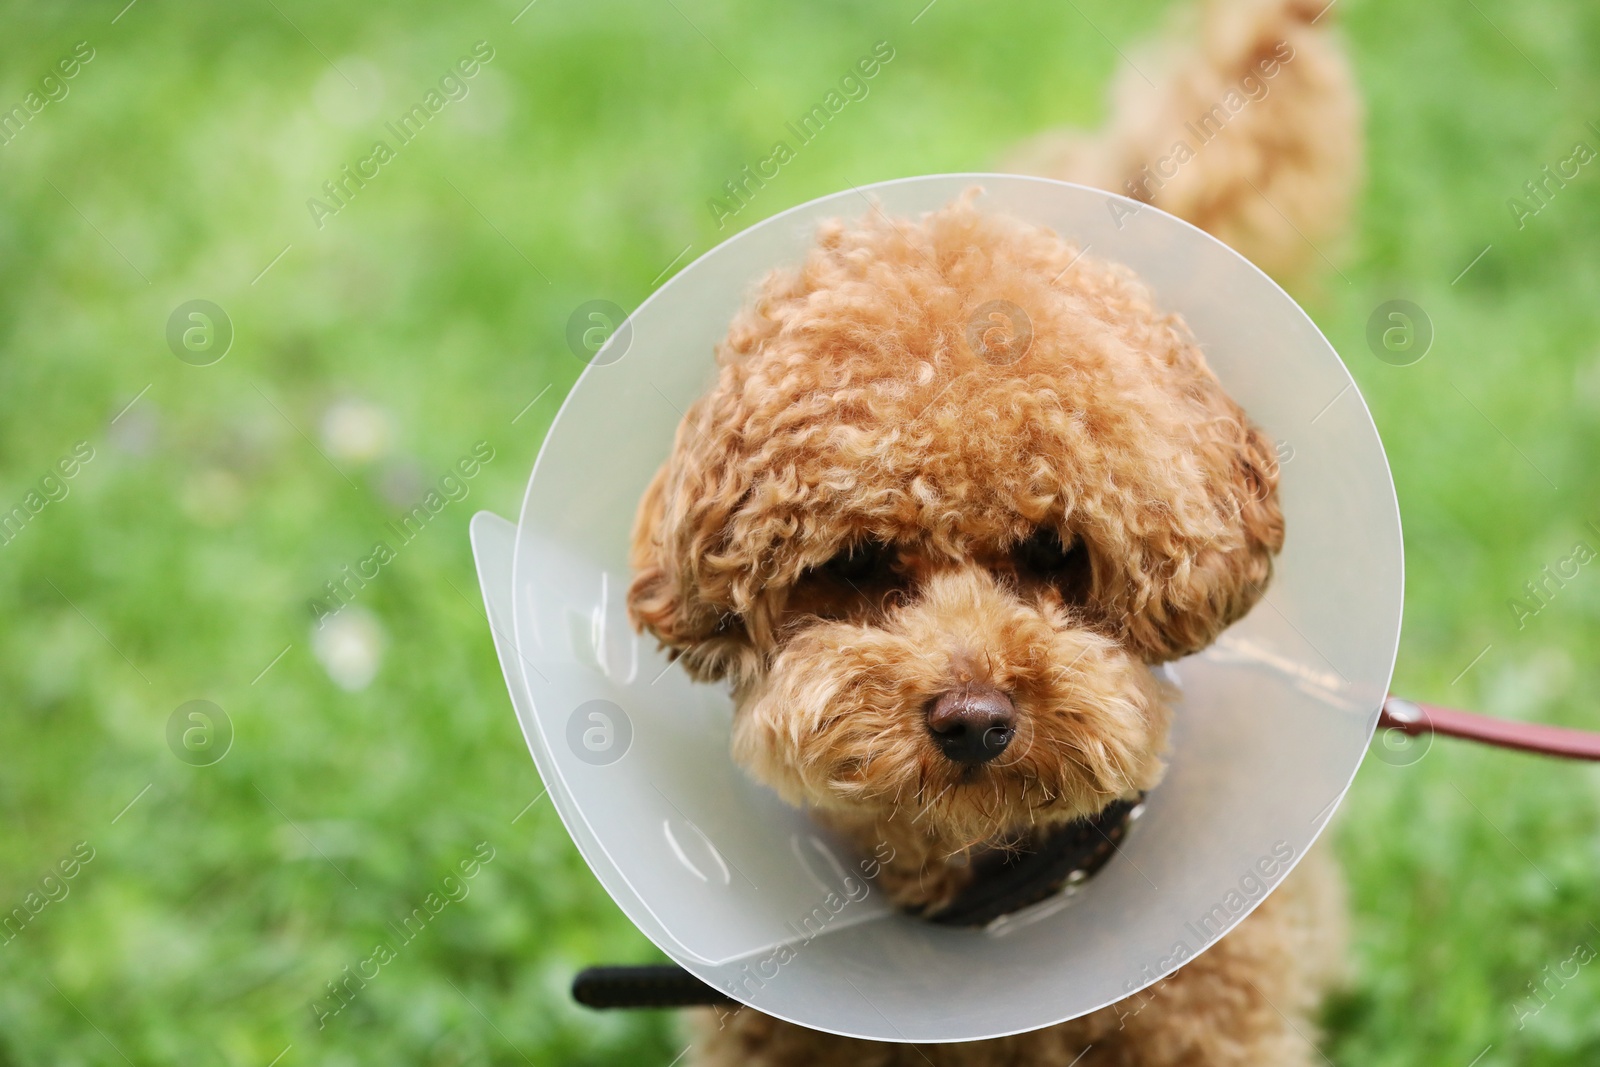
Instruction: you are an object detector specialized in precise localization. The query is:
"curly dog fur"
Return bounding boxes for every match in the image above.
[628,196,1339,1064]
[626,1,1356,1061]
[1005,0,1362,282]
[691,843,1345,1066]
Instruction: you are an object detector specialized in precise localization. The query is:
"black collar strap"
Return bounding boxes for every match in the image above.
[572,795,1145,1010]
[920,793,1145,928]
[572,964,735,1010]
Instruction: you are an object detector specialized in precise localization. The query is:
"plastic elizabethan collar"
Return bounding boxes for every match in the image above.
[470,174,1403,1043]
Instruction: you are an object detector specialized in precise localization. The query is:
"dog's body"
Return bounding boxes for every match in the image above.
[627,1,1361,1063]
[1008,0,1361,283]
[693,842,1345,1066]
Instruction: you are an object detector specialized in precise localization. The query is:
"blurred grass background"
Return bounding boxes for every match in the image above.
[1,0,1598,1062]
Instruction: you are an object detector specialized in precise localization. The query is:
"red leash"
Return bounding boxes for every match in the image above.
[1379,697,1600,761]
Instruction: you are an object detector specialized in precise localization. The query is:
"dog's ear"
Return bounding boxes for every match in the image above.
[1122,416,1285,662]
[627,464,688,645]
[627,457,755,683]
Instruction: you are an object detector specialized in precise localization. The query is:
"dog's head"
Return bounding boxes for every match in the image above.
[628,196,1282,865]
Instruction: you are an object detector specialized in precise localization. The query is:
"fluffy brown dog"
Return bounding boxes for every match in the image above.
[626,195,1344,1065]
[626,0,1360,1060]
[1006,0,1362,282]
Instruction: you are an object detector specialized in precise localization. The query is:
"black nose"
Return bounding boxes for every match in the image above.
[926,685,1016,764]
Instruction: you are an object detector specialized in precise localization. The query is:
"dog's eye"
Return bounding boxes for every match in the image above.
[820,540,897,587]
[1014,528,1094,605]
[787,540,908,624]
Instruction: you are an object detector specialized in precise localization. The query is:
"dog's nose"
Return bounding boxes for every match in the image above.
[926,685,1016,764]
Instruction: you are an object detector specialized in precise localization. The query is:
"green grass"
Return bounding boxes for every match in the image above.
[1,0,1598,1062]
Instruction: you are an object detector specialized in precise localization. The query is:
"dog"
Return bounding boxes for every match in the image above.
[1006,0,1362,284]
[626,1,1360,1063]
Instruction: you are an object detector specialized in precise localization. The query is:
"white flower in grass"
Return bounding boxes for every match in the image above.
[320,397,395,465]
[312,606,386,691]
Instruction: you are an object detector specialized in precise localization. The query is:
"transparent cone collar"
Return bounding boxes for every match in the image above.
[471,174,1403,1043]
